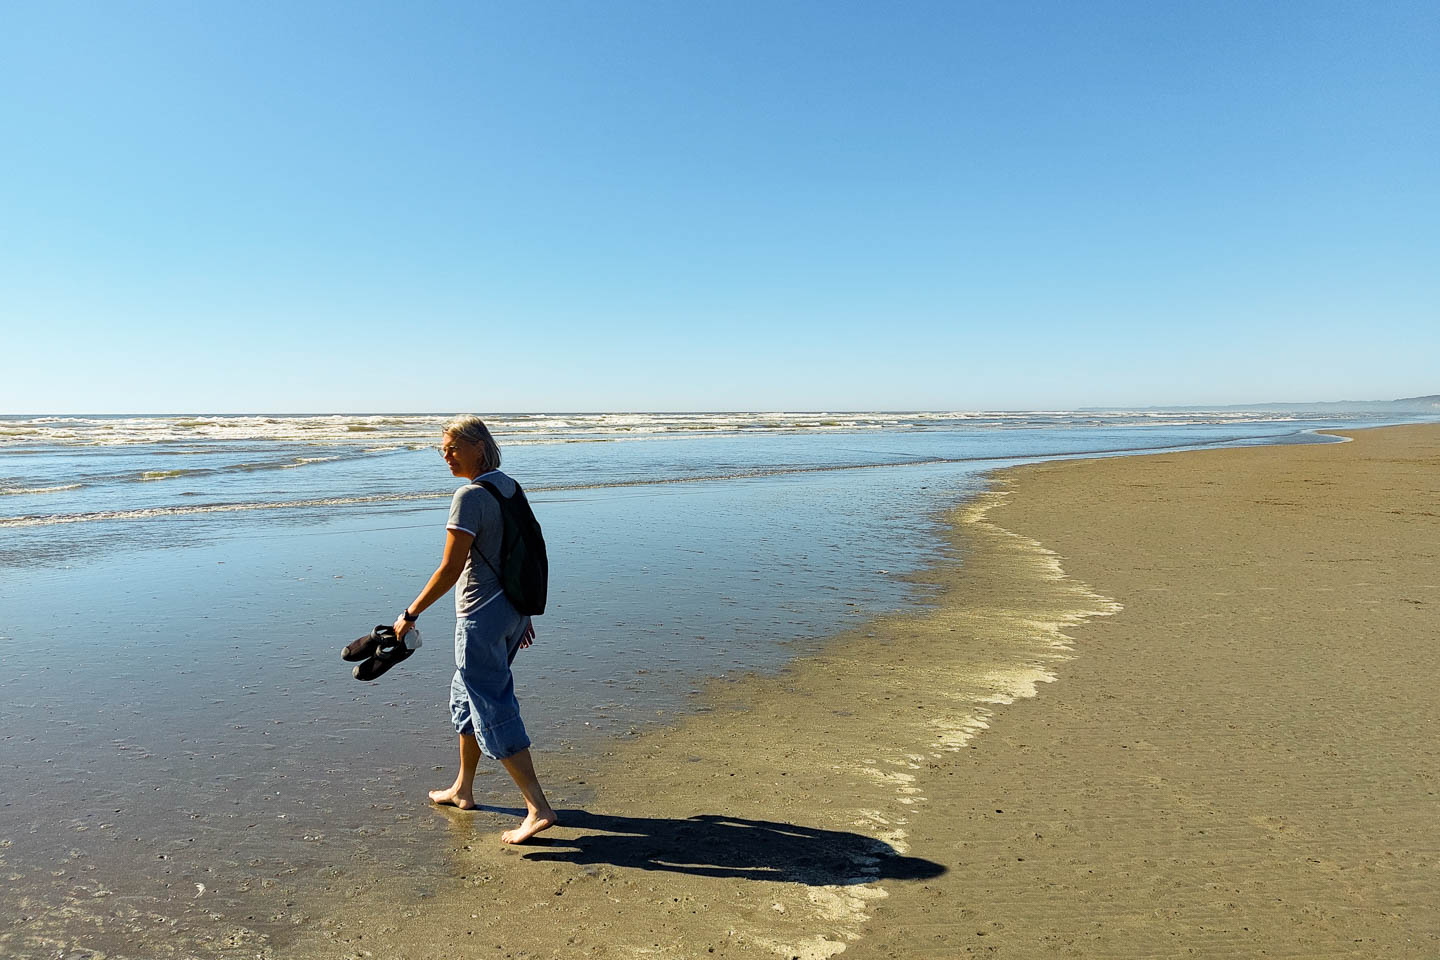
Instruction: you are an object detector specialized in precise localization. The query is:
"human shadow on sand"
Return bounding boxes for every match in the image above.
[472,807,945,885]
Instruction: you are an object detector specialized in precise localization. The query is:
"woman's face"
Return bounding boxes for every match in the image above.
[440,432,483,479]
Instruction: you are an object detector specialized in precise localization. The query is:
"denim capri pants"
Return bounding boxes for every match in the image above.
[449,592,532,760]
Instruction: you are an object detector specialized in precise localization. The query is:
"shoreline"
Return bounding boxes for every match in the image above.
[294,422,1437,958]
[290,451,1137,957]
[861,423,1440,957]
[9,422,1435,958]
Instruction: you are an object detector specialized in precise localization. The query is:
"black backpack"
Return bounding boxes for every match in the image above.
[474,478,549,616]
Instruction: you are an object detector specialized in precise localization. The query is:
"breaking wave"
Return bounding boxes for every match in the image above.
[0,410,1325,449]
[0,483,84,496]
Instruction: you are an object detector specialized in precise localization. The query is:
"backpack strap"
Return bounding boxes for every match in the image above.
[472,479,506,581]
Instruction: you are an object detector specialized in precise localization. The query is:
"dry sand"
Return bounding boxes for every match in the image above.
[297,424,1439,959]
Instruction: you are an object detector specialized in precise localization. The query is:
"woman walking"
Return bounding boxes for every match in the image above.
[392,415,557,844]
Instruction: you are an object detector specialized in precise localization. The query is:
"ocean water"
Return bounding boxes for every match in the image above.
[0,410,1422,956]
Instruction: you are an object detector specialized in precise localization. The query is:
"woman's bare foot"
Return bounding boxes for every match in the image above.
[500,807,557,844]
[428,783,476,810]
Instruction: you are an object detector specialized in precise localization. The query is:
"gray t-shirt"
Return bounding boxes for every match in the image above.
[446,469,517,616]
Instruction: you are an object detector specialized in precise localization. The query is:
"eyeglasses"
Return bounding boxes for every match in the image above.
[438,443,462,457]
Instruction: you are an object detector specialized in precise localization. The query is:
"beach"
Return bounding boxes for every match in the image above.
[5,419,1436,959]
[277,424,1438,959]
[855,423,1440,958]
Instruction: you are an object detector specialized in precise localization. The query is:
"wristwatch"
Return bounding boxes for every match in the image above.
[401,608,418,622]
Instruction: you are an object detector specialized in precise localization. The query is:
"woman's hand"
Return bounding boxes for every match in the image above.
[393,614,414,641]
[519,622,536,649]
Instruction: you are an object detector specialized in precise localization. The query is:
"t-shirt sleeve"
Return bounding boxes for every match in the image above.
[447,486,484,536]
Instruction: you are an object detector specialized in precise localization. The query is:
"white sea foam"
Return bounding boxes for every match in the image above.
[0,491,454,527]
[0,410,1337,449]
[0,483,84,496]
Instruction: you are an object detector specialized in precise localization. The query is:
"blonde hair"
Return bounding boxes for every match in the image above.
[442,415,502,472]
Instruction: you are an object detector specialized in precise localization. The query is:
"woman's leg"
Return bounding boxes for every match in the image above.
[449,603,556,840]
[429,733,482,809]
[497,747,557,843]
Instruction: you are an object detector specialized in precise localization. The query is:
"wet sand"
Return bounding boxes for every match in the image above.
[294,424,1439,959]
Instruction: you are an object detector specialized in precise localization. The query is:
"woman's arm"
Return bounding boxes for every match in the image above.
[394,528,474,639]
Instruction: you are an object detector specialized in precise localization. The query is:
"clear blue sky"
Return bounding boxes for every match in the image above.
[2,1,1435,413]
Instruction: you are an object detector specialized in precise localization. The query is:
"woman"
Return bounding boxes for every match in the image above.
[392,415,557,844]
